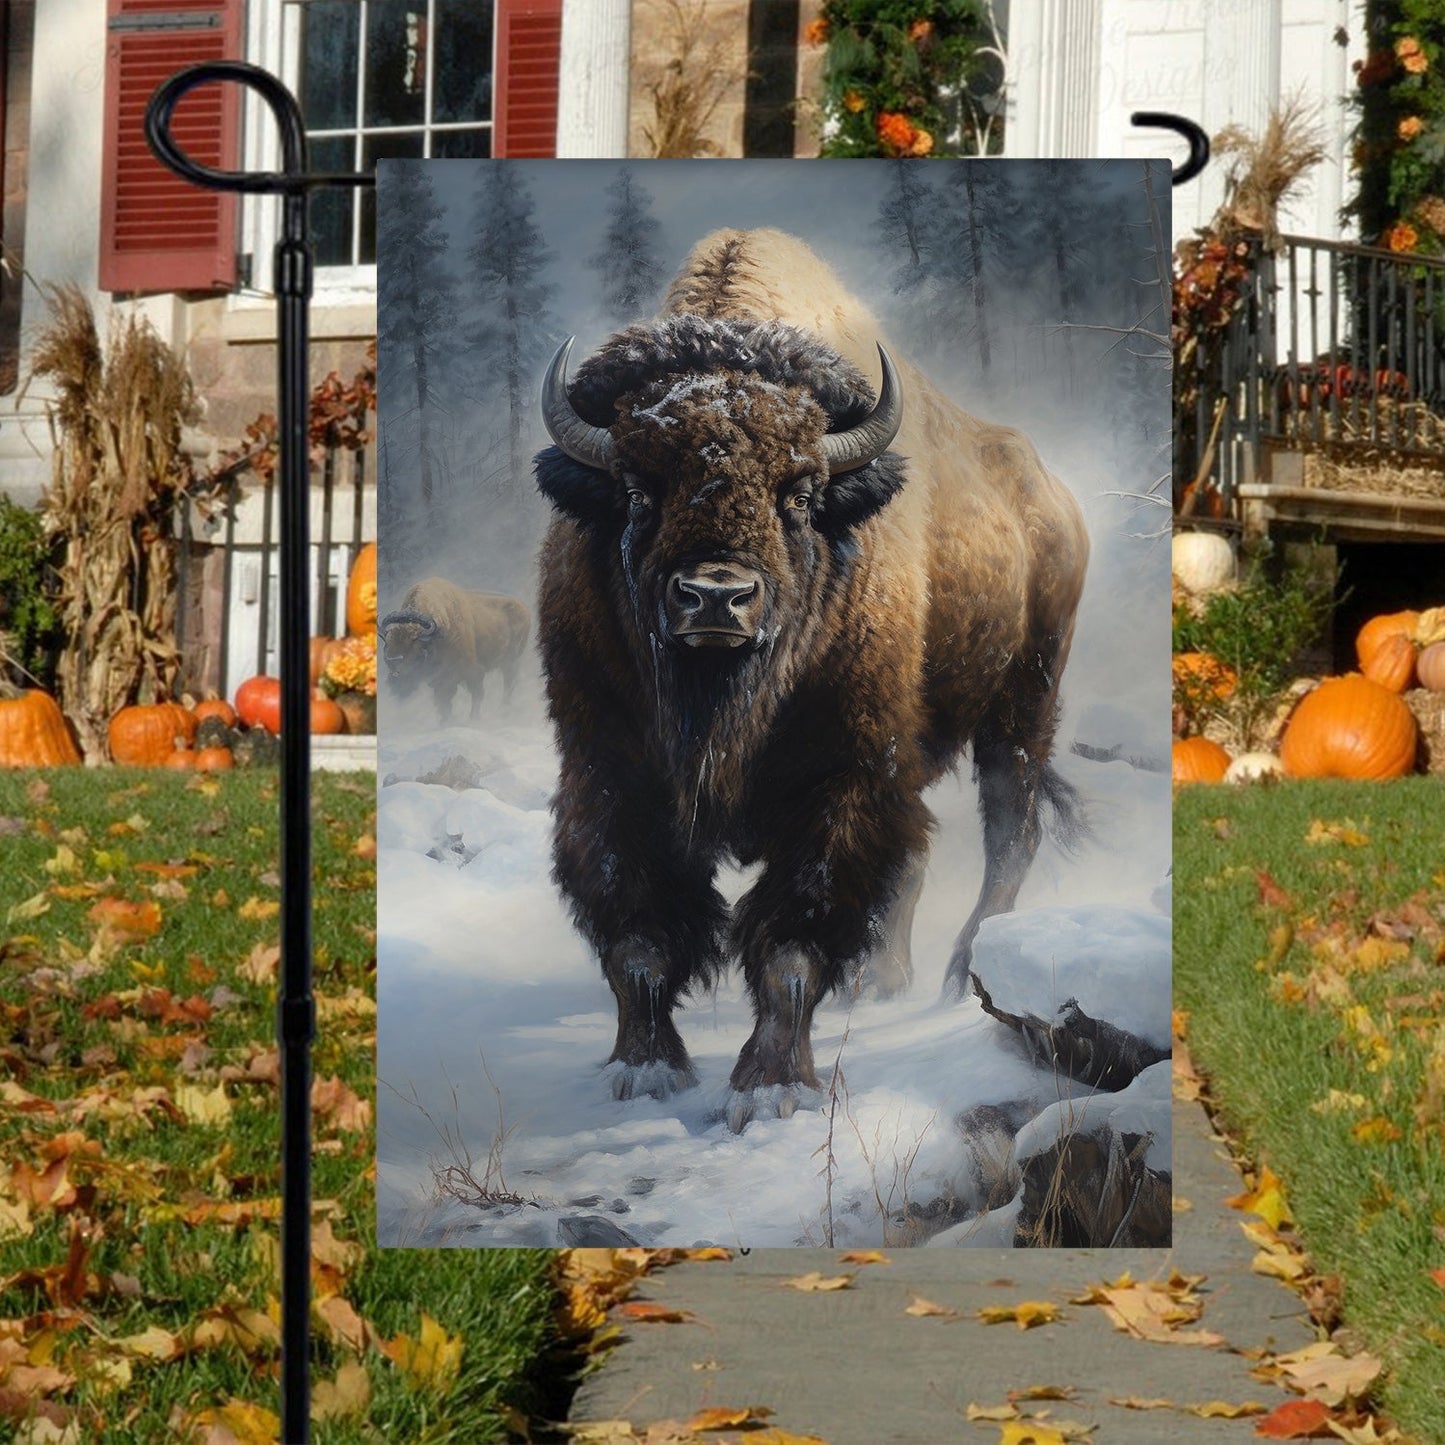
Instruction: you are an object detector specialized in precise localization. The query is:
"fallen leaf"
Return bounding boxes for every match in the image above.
[1257,869,1294,911]
[978,1300,1060,1329]
[965,1401,1019,1421]
[87,897,162,941]
[380,1311,464,1390]
[837,1249,891,1265]
[7,892,51,924]
[1305,819,1369,847]
[173,1083,233,1127]
[1349,1117,1402,1146]
[1072,1279,1223,1346]
[1227,1164,1294,1231]
[1185,1400,1268,1418]
[615,1301,694,1323]
[783,1271,853,1292]
[1276,1345,1383,1406]
[312,1075,371,1132]
[176,1398,281,1444]
[685,1404,774,1430]
[998,1423,1071,1445]
[1108,1397,1174,1409]
[237,896,280,922]
[746,1432,831,1445]
[680,1247,733,1261]
[309,1360,371,1421]
[905,1296,960,1320]
[1254,1398,1337,1438]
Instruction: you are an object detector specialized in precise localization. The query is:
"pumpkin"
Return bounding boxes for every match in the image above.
[235,676,283,734]
[310,693,346,735]
[346,542,377,636]
[1172,650,1237,700]
[1224,751,1286,784]
[109,702,198,766]
[193,697,237,729]
[195,745,235,773]
[1172,531,1235,595]
[1172,736,1231,784]
[1356,610,1419,693]
[0,688,82,767]
[163,747,198,770]
[1416,641,1445,692]
[309,635,346,691]
[1280,673,1417,780]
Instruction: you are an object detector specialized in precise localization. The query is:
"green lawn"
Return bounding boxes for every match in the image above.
[0,766,561,1442]
[1174,778,1445,1443]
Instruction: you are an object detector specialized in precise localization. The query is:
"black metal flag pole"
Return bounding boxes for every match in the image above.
[145,63,373,1444]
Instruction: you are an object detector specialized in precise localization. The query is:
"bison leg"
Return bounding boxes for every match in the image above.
[942,733,1081,999]
[856,849,927,999]
[602,937,697,1099]
[467,677,484,724]
[433,679,459,726]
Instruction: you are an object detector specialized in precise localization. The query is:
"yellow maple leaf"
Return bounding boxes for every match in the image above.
[1350,1116,1403,1145]
[237,896,281,922]
[1226,1163,1293,1230]
[383,1312,464,1390]
[173,1083,233,1128]
[998,1422,1069,1445]
[1184,1400,1267,1418]
[183,1399,280,1444]
[978,1300,1060,1329]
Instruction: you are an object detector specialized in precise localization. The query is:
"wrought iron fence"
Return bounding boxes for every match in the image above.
[1179,233,1445,515]
[174,442,372,703]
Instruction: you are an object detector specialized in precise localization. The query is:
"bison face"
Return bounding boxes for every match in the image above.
[378,618,436,697]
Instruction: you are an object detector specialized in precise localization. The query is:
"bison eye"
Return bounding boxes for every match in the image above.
[785,489,813,512]
[626,488,652,514]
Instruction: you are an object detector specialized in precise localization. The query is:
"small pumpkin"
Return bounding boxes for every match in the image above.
[163,747,198,771]
[193,697,237,729]
[1224,751,1286,784]
[109,702,198,766]
[194,745,235,773]
[1356,610,1420,692]
[1171,531,1235,595]
[1173,736,1231,784]
[235,676,283,734]
[0,687,82,767]
[1172,650,1237,700]
[346,542,377,636]
[310,692,346,735]
[1416,641,1445,692]
[1280,673,1417,780]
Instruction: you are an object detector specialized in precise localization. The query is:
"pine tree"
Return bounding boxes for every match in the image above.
[588,167,665,323]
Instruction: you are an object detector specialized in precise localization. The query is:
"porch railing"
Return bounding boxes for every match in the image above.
[1180,233,1445,517]
[174,441,373,703]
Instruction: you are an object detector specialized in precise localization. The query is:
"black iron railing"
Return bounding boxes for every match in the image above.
[1179,233,1445,516]
[173,442,371,701]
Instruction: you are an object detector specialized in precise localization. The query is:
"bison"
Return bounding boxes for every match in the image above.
[379,578,530,725]
[533,228,1089,1132]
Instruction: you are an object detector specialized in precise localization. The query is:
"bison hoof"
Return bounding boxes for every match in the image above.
[605,1059,698,1102]
[724,1083,818,1135]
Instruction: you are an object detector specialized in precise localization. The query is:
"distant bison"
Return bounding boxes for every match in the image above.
[534,228,1088,1131]
[380,578,529,725]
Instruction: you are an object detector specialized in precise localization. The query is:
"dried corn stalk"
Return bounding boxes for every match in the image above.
[28,286,196,763]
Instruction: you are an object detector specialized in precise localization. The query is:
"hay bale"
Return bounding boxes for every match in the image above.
[1406,688,1445,774]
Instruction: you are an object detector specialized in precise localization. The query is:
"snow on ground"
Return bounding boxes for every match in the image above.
[375,629,1172,1248]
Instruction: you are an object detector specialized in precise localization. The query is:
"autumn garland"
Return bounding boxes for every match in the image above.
[1348,2,1445,257]
[807,1,995,159]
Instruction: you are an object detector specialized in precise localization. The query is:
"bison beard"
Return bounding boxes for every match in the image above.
[534,235,1087,1133]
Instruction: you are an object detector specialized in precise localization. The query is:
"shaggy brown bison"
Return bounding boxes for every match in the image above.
[534,229,1088,1131]
[380,578,530,724]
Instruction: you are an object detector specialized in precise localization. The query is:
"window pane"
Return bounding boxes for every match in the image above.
[434,0,494,123]
[360,132,425,262]
[298,1,359,132]
[310,134,356,267]
[431,127,492,159]
[364,0,428,129]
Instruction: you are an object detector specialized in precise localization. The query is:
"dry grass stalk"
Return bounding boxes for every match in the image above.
[640,0,735,158]
[1211,94,1328,250]
[28,286,197,762]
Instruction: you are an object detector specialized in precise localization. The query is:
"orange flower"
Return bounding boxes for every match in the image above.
[908,19,934,42]
[1402,51,1429,74]
[908,128,935,156]
[1398,115,1424,141]
[876,111,918,153]
[1386,221,1419,253]
[804,18,829,45]
[843,89,866,113]
[1395,36,1422,58]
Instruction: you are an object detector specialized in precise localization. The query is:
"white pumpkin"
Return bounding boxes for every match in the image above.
[1172,531,1236,595]
[1224,751,1286,784]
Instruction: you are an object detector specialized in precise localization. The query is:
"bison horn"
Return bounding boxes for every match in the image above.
[541,337,615,472]
[378,609,437,637]
[821,344,903,474]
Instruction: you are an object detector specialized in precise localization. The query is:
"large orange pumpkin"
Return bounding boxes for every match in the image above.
[235,676,283,734]
[1280,674,1418,780]
[346,542,377,636]
[108,702,198,766]
[1356,611,1419,692]
[193,697,237,729]
[1172,737,1232,783]
[0,688,82,767]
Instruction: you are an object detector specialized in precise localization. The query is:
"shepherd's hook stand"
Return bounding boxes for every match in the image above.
[146,62,373,1445]
[1131,111,1211,185]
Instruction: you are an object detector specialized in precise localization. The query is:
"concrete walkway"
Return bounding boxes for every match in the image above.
[567,1099,1319,1443]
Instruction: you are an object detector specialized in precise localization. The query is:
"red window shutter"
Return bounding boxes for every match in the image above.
[99,0,242,294]
[494,0,562,158]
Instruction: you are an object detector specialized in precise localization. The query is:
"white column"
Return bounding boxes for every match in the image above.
[555,0,633,158]
[1005,0,1103,157]
[1222,0,1281,145]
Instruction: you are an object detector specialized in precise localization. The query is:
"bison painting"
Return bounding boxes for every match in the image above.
[380,578,530,725]
[534,228,1088,1132]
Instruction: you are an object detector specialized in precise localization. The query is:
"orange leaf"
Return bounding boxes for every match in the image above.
[615,1301,693,1323]
[1256,869,1294,911]
[1253,1398,1337,1438]
[977,1300,1060,1329]
[837,1249,891,1265]
[1227,1164,1293,1231]
[87,897,162,941]
[1429,1268,1445,1289]
[685,1405,774,1430]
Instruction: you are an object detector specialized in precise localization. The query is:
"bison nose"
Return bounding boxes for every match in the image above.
[667,564,764,646]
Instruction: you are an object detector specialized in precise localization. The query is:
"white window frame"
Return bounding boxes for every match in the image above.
[234,0,496,313]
